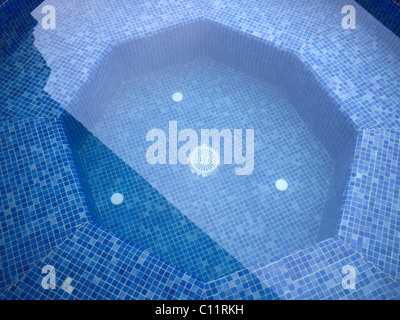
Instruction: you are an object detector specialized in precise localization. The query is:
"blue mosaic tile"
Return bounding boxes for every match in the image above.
[30,1,112,112]
[217,237,399,300]
[317,134,358,241]
[355,0,400,37]
[3,223,205,300]
[0,118,89,293]
[77,0,204,45]
[0,3,62,118]
[203,19,358,157]
[299,1,400,129]
[1,0,400,300]
[205,0,342,53]
[340,129,400,279]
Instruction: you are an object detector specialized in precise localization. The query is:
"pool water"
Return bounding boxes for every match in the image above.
[69,56,335,281]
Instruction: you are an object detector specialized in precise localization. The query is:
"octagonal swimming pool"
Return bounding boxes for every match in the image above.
[2,0,400,301]
[61,21,357,282]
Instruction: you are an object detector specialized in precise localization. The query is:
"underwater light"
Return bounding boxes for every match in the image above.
[111,193,124,205]
[172,92,183,102]
[275,179,288,191]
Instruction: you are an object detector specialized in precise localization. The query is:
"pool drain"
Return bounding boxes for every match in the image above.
[189,145,220,177]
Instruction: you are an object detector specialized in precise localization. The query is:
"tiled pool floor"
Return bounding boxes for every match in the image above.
[80,56,336,278]
[75,123,245,282]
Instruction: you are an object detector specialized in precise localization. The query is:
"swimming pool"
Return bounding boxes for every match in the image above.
[1,0,400,300]
[61,20,357,282]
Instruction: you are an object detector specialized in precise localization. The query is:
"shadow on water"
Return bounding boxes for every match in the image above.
[61,111,281,299]
[61,112,244,281]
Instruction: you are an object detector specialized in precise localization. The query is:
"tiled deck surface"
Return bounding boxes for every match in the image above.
[1,0,400,299]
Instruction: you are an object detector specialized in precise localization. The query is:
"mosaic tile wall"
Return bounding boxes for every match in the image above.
[203,20,358,160]
[205,237,400,300]
[60,111,101,223]
[0,118,89,292]
[3,223,207,300]
[0,0,31,55]
[0,0,61,118]
[30,1,113,114]
[1,0,400,300]
[340,129,400,280]
[355,0,400,37]
[317,133,358,242]
[114,19,206,80]
[69,20,205,133]
[299,1,400,130]
[0,0,86,293]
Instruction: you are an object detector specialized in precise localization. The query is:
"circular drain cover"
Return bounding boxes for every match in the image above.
[189,145,220,177]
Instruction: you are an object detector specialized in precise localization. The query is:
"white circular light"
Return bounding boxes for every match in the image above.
[111,193,124,205]
[172,92,183,102]
[275,179,288,191]
[189,145,220,177]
